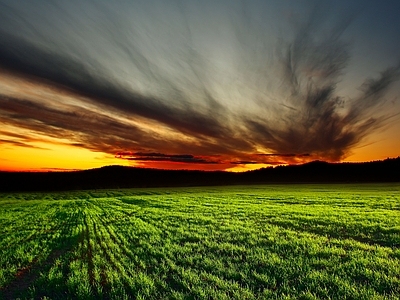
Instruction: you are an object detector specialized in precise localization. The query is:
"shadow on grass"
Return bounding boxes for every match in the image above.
[0,235,80,300]
[0,210,81,300]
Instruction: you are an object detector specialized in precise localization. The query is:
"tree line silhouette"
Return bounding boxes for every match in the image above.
[1,157,399,192]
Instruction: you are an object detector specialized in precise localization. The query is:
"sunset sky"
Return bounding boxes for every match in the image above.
[1,0,400,172]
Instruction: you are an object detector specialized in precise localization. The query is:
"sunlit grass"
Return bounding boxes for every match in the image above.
[0,184,399,299]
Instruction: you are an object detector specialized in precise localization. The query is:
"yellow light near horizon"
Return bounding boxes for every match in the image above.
[0,142,131,172]
[227,163,270,172]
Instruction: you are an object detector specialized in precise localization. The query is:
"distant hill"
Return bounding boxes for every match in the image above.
[0,157,399,192]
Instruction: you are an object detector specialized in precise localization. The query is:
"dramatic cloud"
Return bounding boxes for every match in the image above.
[0,0,399,170]
[243,12,400,160]
[117,152,220,164]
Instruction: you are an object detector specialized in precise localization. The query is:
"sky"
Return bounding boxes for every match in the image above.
[1,0,400,172]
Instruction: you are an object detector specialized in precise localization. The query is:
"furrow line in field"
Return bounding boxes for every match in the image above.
[28,204,83,298]
[64,220,93,299]
[87,211,113,299]
[0,206,65,287]
[70,204,103,299]
[0,208,80,299]
[96,214,144,270]
[83,213,99,299]
[89,210,144,297]
[93,201,171,295]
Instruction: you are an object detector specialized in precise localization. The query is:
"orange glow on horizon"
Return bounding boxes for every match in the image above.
[0,142,131,172]
[1,130,397,173]
[342,124,400,163]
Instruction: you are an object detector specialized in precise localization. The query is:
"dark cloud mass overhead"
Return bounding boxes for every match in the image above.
[0,0,399,170]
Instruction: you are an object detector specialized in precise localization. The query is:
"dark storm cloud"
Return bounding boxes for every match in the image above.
[229,153,311,165]
[230,161,258,165]
[0,0,399,166]
[117,152,220,164]
[39,168,80,171]
[133,153,198,159]
[255,154,310,157]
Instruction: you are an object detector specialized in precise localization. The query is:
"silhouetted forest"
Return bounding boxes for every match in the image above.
[1,157,399,192]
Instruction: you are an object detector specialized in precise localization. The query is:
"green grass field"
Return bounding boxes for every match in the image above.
[0,184,399,299]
